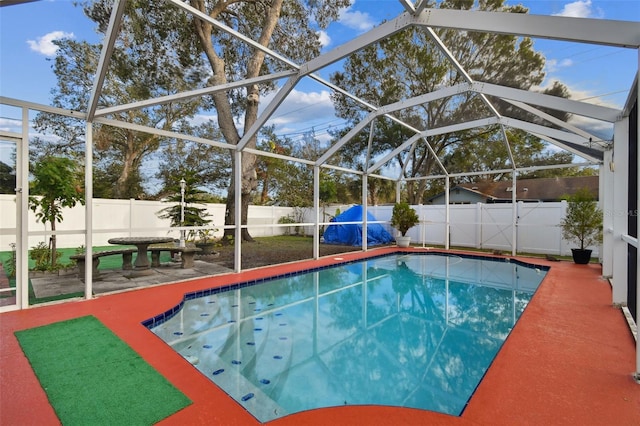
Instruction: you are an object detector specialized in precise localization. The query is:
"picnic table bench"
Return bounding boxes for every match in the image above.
[148,245,202,269]
[70,248,136,278]
[107,237,173,271]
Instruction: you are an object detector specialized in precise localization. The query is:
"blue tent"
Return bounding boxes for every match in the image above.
[323,205,393,246]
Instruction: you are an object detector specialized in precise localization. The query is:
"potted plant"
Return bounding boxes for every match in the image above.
[390,202,420,247]
[194,229,218,255]
[560,188,603,264]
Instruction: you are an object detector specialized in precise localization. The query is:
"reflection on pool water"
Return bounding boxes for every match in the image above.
[144,253,548,422]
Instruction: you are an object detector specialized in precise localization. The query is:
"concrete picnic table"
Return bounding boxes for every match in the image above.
[107,237,174,271]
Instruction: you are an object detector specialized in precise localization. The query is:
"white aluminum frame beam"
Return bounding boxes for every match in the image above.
[504,99,602,143]
[0,0,39,7]
[167,0,296,67]
[368,117,498,174]
[317,78,614,173]
[239,14,417,151]
[501,125,516,169]
[377,83,472,116]
[317,113,377,165]
[413,8,640,48]
[18,107,29,309]
[398,0,415,14]
[237,75,301,150]
[236,14,415,153]
[474,82,622,124]
[84,123,94,298]
[623,76,638,116]
[94,70,297,117]
[0,96,85,119]
[93,117,233,150]
[365,120,376,167]
[528,132,603,164]
[422,27,501,118]
[415,0,428,14]
[403,161,598,181]
[368,134,422,175]
[168,0,431,155]
[243,147,315,167]
[86,0,126,121]
[318,84,484,171]
[499,117,593,146]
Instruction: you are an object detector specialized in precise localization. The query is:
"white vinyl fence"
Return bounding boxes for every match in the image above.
[0,196,597,257]
[0,195,295,250]
[305,202,598,258]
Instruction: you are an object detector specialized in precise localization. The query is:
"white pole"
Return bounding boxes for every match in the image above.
[234,150,242,272]
[18,107,29,308]
[362,174,368,252]
[313,166,320,259]
[85,122,94,299]
[512,171,517,256]
[445,177,450,250]
[635,50,639,383]
[179,178,186,248]
[421,204,426,248]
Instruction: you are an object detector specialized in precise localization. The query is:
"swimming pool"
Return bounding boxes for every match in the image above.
[144,252,548,422]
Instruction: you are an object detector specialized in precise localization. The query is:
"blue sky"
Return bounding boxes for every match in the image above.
[1,0,639,167]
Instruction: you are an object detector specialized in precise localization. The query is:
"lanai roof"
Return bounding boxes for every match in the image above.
[2,0,638,182]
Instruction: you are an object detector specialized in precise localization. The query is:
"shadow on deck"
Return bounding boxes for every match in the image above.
[30,257,234,299]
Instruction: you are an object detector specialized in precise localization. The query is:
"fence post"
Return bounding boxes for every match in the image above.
[559,200,566,255]
[517,201,523,254]
[476,202,482,249]
[129,198,135,237]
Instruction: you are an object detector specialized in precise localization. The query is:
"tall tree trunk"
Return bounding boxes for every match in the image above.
[260,177,269,204]
[115,155,135,199]
[106,130,144,199]
[191,0,283,243]
[49,205,57,267]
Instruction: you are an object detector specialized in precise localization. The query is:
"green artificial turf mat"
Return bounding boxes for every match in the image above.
[15,315,191,425]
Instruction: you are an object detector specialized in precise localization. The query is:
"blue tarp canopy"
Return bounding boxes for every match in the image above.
[323,205,393,246]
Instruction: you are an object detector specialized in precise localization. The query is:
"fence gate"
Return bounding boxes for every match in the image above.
[479,204,513,252]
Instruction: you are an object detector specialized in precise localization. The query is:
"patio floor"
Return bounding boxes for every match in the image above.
[1,248,638,425]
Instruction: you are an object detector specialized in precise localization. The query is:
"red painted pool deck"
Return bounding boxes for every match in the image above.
[1,248,638,425]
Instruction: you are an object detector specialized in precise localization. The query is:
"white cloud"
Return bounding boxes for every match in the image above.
[533,80,617,139]
[260,88,343,145]
[182,89,340,146]
[535,79,621,109]
[266,89,336,126]
[0,118,22,131]
[317,30,331,48]
[567,115,613,140]
[545,58,574,73]
[338,5,375,32]
[27,31,74,57]
[552,1,604,18]
[190,114,218,127]
[568,88,622,110]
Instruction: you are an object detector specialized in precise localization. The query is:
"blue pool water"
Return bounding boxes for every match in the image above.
[145,253,548,422]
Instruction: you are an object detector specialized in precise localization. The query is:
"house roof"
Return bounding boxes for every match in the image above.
[457,175,599,202]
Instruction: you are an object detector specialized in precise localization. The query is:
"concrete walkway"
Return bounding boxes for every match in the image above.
[30,258,234,298]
